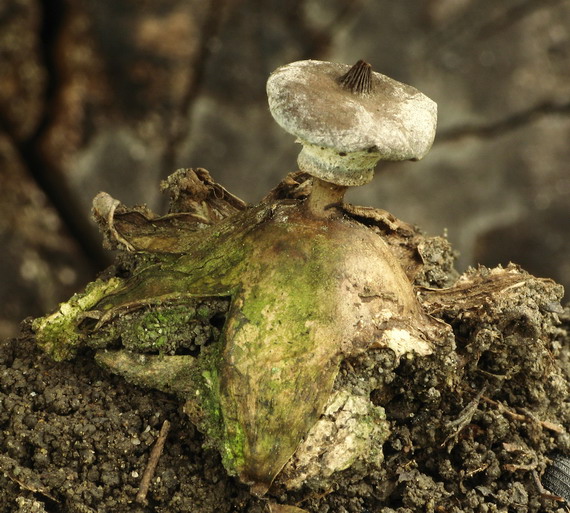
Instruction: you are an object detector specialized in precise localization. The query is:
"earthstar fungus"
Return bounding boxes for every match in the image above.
[32,61,447,506]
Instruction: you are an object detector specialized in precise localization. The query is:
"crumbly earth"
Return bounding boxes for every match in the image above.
[1,182,569,512]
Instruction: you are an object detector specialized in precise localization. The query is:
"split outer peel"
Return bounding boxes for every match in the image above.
[34,197,446,494]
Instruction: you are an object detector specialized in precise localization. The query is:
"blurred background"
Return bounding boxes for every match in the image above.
[1,0,569,338]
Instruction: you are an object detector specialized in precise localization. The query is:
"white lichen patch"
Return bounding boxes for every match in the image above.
[279,390,389,490]
[381,327,433,357]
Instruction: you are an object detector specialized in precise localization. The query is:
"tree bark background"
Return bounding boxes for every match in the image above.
[1,0,569,338]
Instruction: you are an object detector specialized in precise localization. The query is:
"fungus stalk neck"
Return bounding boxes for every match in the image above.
[297,143,378,187]
[305,178,347,218]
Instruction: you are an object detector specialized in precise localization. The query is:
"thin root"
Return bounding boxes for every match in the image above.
[136,420,171,504]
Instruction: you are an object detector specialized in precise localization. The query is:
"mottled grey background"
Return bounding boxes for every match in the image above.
[1,0,569,338]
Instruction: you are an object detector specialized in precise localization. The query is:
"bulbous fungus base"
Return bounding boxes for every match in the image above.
[33,169,448,497]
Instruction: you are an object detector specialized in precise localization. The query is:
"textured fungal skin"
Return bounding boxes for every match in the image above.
[215,203,438,492]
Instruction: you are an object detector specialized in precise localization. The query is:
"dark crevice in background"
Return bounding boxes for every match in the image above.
[276,0,365,80]
[437,99,570,143]
[423,0,568,55]
[21,0,111,273]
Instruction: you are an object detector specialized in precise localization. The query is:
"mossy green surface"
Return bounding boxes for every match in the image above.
[32,199,426,496]
[214,208,377,490]
[32,277,124,360]
[90,300,227,354]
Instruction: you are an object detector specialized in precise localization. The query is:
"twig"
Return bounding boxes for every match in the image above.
[481,396,565,433]
[441,385,487,447]
[136,420,171,504]
[501,442,539,473]
[518,407,565,434]
[0,453,57,502]
[481,396,526,421]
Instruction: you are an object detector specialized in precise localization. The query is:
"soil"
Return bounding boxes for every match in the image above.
[1,175,569,513]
